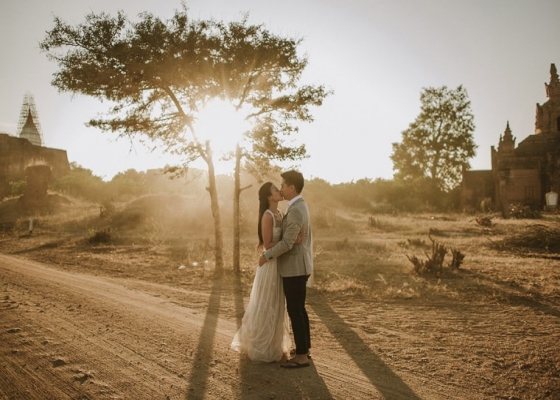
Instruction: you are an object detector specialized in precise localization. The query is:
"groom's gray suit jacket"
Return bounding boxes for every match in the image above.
[263,197,313,278]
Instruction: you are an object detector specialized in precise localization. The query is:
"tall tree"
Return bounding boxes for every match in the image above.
[390,85,476,192]
[40,7,329,273]
[207,17,327,273]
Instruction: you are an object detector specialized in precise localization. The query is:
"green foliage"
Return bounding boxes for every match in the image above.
[109,169,147,198]
[9,180,26,197]
[303,177,463,214]
[47,165,466,216]
[51,162,108,202]
[391,85,477,193]
[40,8,330,172]
[332,178,379,209]
[508,203,541,219]
[370,178,432,212]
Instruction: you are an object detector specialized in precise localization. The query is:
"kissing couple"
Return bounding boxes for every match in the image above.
[231,170,313,368]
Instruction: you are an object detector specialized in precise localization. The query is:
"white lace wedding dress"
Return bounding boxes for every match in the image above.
[230,210,292,362]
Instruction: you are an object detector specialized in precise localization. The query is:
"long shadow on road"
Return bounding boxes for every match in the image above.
[309,292,421,400]
[185,273,224,400]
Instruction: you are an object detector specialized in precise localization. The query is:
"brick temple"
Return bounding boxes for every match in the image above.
[0,94,70,199]
[461,63,560,214]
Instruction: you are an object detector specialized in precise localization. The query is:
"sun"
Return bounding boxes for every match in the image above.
[193,99,251,159]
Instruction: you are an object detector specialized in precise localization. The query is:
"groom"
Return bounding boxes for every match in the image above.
[259,170,313,368]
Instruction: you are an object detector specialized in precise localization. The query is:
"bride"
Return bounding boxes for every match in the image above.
[230,182,294,362]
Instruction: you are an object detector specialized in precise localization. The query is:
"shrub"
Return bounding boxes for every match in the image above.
[9,180,26,196]
[51,163,109,202]
[475,216,495,227]
[498,223,560,253]
[407,234,465,277]
[99,201,116,219]
[89,227,112,243]
[368,216,382,229]
[508,203,541,219]
[449,248,465,270]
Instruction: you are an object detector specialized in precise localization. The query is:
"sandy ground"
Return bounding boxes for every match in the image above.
[0,253,430,399]
[1,231,559,399]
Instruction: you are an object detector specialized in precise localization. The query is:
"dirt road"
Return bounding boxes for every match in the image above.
[1,252,556,399]
[0,253,421,399]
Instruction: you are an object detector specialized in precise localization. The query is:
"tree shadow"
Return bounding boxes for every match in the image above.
[9,238,70,254]
[231,272,245,328]
[185,274,224,400]
[308,292,421,400]
[459,269,560,318]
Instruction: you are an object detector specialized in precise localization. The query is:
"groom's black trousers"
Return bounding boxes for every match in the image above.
[283,275,311,355]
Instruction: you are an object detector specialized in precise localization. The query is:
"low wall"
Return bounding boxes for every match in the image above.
[0,133,70,198]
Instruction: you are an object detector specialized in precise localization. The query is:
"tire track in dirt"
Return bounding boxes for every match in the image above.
[0,253,466,399]
[0,253,240,399]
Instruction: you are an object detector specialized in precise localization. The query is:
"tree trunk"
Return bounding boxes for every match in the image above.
[233,143,241,273]
[204,144,224,275]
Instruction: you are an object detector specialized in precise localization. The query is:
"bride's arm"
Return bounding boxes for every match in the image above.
[261,212,275,250]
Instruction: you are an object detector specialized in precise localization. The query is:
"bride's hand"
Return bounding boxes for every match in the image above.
[295,231,305,244]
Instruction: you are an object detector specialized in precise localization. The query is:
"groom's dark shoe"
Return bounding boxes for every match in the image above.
[281,353,310,368]
[290,349,311,359]
[281,358,310,369]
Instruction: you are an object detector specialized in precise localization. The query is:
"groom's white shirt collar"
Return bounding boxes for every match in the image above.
[286,194,302,210]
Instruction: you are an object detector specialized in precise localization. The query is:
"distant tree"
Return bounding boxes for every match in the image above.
[51,162,108,201]
[40,7,329,273]
[109,169,147,198]
[390,85,476,193]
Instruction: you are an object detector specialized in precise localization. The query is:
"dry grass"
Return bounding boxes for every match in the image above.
[2,195,558,399]
[1,195,559,305]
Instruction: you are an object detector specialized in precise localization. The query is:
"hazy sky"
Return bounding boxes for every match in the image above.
[1,0,559,183]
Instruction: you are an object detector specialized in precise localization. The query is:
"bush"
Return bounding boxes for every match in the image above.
[407,234,465,277]
[9,180,26,196]
[475,216,495,227]
[499,223,560,253]
[508,203,541,219]
[89,227,112,243]
[51,163,109,202]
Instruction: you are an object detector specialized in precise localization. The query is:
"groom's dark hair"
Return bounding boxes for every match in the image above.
[281,170,304,193]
